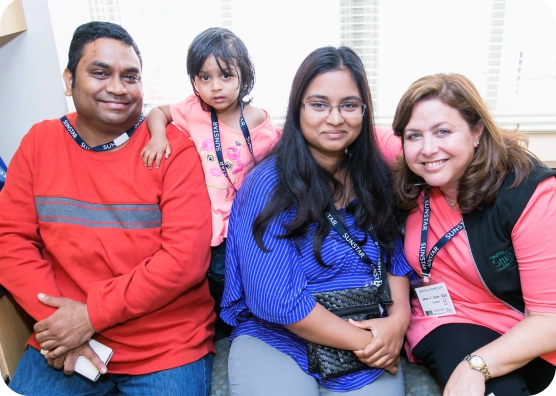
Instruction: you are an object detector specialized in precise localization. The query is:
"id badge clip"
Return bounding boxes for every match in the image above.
[410,273,430,289]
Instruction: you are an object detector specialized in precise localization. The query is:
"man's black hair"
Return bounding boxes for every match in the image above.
[67,21,142,87]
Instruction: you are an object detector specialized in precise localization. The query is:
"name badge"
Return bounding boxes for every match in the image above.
[415,282,456,317]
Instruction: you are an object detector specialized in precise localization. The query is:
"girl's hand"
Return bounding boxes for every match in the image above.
[443,360,486,395]
[140,137,171,169]
[349,316,405,372]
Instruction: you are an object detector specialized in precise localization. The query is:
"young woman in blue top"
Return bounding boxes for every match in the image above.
[221,47,413,395]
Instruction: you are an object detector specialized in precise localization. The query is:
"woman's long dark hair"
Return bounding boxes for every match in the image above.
[252,46,399,265]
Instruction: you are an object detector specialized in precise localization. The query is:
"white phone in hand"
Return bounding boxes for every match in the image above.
[74,339,113,381]
[41,339,113,382]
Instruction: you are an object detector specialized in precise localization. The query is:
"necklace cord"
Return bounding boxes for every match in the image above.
[439,188,457,207]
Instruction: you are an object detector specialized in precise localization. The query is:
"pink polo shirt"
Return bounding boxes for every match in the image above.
[403,179,556,364]
[374,126,401,165]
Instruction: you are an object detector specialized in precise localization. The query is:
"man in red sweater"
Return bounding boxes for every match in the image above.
[0,21,215,395]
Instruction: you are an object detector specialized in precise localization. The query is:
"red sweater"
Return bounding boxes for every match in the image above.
[0,113,215,374]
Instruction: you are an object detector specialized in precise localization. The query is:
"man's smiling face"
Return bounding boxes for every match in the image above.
[64,37,143,133]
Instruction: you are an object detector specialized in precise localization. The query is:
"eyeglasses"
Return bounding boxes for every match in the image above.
[301,102,366,117]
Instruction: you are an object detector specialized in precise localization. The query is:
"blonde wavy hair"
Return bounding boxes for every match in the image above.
[392,73,534,213]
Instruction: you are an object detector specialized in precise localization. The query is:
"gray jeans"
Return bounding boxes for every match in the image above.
[228,335,405,396]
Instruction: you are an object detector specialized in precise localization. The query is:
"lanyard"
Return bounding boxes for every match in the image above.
[61,114,145,152]
[210,104,254,188]
[419,189,464,282]
[325,208,393,305]
[325,210,382,285]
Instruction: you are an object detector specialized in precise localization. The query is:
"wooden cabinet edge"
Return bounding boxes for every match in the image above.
[0,0,27,38]
[0,295,33,384]
[0,341,9,384]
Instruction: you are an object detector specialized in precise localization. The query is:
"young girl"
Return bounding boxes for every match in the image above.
[140,27,281,340]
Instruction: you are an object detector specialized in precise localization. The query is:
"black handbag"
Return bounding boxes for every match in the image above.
[306,208,393,380]
[306,286,382,380]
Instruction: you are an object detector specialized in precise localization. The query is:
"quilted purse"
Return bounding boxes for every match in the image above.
[306,285,382,380]
[307,208,393,380]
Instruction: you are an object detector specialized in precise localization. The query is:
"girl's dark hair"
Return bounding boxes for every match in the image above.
[392,73,533,212]
[186,27,255,112]
[252,46,399,264]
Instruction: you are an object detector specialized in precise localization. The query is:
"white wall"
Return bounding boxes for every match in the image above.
[0,0,68,165]
[47,0,90,113]
[528,134,556,168]
[1,0,555,169]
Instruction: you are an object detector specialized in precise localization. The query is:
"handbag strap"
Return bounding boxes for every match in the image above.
[325,208,393,305]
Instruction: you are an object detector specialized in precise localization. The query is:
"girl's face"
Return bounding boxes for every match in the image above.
[402,99,483,197]
[194,54,240,115]
[299,69,364,170]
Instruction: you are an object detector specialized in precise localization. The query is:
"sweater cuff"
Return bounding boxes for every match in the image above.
[86,283,106,332]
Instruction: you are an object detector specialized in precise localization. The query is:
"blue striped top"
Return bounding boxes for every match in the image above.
[221,157,413,392]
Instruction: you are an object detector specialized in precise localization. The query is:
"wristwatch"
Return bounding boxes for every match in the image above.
[464,355,491,380]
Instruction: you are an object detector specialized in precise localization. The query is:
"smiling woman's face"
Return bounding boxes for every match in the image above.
[300,69,363,169]
[402,99,483,197]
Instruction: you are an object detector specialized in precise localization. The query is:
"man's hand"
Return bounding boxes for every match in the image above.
[34,293,95,359]
[46,342,107,376]
[349,316,405,374]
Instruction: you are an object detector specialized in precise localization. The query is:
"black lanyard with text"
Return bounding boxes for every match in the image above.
[210,104,254,188]
[419,189,464,282]
[325,208,393,304]
[61,113,145,152]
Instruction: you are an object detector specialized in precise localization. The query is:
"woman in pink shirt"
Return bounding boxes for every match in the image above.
[391,73,556,395]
